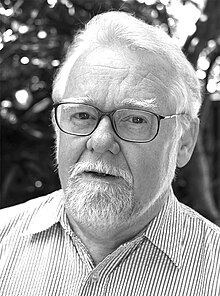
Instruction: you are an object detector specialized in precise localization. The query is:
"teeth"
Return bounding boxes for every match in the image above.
[84,170,117,177]
[86,171,111,177]
[96,172,107,176]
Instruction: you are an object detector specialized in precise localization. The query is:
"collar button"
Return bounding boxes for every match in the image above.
[91,272,99,283]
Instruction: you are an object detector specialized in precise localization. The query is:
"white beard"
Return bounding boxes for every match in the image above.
[64,160,135,230]
[63,137,179,231]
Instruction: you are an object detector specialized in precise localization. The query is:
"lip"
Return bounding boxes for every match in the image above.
[82,171,120,182]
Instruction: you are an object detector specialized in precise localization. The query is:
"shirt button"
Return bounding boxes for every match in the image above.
[91,272,99,283]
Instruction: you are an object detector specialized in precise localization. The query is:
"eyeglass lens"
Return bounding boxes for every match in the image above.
[56,103,159,142]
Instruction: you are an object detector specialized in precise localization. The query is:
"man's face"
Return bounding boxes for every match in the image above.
[57,47,178,234]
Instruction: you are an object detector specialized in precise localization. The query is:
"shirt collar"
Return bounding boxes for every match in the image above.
[21,189,183,268]
[21,190,64,236]
[144,189,183,268]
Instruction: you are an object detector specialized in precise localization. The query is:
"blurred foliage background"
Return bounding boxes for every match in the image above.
[0,0,220,224]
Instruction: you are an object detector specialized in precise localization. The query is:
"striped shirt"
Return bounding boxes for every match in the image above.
[0,190,220,296]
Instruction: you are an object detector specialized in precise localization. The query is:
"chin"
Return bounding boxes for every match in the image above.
[64,177,135,231]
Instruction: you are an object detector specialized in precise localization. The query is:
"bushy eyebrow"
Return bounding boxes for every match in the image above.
[61,96,159,112]
[120,98,159,112]
[62,96,93,104]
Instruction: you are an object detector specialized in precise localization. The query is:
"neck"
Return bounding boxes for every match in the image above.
[68,219,146,265]
[65,190,170,265]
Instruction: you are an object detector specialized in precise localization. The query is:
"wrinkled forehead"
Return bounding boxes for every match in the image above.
[63,47,177,113]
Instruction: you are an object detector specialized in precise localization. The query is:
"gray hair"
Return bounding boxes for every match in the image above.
[52,11,202,134]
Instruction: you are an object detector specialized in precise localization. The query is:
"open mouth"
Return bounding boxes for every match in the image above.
[83,170,118,179]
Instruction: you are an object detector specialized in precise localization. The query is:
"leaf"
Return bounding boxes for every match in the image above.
[21,124,44,139]
[30,97,51,113]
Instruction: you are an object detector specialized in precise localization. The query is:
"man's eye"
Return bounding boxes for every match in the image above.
[125,116,147,124]
[72,112,91,120]
[130,117,145,124]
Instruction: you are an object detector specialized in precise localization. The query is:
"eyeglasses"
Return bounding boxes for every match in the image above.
[53,102,183,143]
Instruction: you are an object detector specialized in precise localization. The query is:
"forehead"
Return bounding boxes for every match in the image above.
[63,47,175,112]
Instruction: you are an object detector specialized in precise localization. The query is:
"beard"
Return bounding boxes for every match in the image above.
[64,160,135,230]
[63,135,179,232]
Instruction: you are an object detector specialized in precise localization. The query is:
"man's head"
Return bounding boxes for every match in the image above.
[52,12,201,236]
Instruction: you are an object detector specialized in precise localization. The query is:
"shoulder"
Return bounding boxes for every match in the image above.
[180,201,220,234]
[0,190,63,240]
[179,201,220,253]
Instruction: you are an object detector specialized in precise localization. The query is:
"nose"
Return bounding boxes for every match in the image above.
[86,116,120,155]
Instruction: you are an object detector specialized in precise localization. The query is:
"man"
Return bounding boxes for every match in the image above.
[0,11,219,296]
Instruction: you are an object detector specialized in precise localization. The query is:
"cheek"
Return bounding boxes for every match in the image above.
[127,145,170,198]
[134,153,159,185]
[57,134,86,189]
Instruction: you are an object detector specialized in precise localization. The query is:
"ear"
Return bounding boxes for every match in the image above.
[51,110,60,164]
[177,118,199,168]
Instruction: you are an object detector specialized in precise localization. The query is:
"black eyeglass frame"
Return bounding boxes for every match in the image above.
[53,102,183,143]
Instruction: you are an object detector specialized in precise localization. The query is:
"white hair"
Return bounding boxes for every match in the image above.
[52,11,202,152]
[52,11,201,118]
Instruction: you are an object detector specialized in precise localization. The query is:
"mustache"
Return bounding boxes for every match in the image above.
[69,160,133,187]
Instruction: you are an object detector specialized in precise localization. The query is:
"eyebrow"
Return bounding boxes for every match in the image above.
[62,97,93,104]
[120,98,159,112]
[62,96,159,112]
